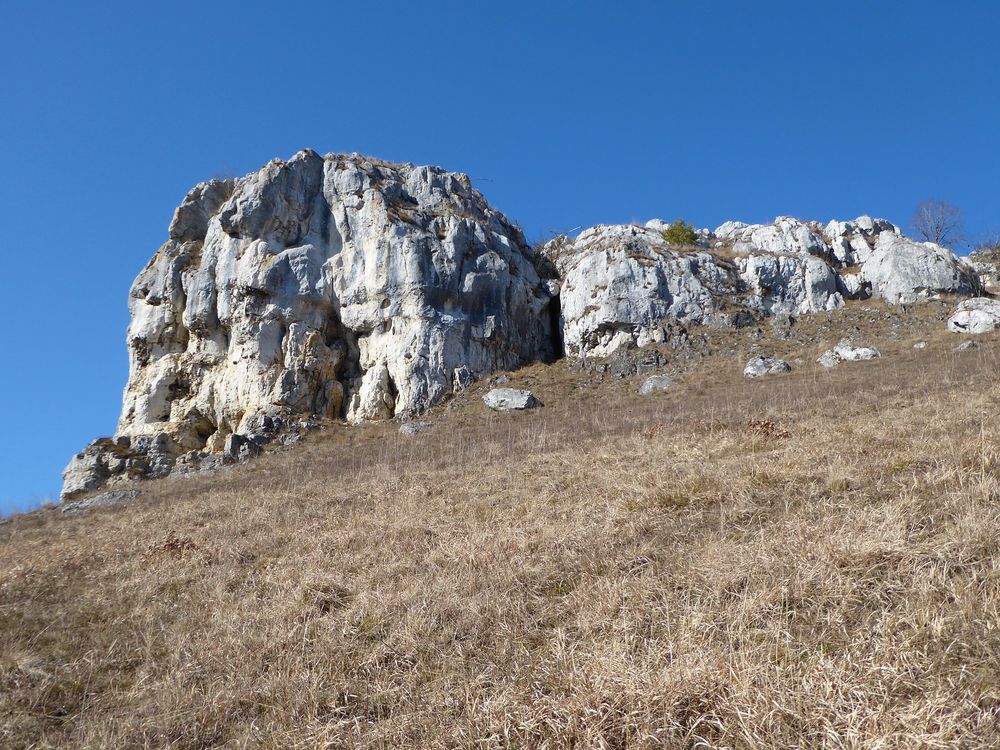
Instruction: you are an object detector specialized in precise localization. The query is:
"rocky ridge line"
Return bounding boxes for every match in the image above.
[61,150,989,501]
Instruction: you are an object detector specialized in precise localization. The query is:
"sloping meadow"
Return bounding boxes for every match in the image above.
[5,314,1000,748]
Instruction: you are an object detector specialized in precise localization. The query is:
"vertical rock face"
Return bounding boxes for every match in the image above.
[62,150,555,499]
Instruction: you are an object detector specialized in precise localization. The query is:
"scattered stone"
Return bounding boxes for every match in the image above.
[947,298,1000,334]
[638,375,673,395]
[743,356,791,378]
[61,490,140,514]
[818,339,881,368]
[483,388,540,411]
[957,340,979,351]
[399,421,434,436]
[913,341,928,349]
[833,340,881,361]
[817,350,841,368]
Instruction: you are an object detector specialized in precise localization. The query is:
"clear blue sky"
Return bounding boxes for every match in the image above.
[1,1,998,514]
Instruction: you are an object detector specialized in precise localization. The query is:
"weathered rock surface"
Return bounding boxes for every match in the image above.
[818,340,881,367]
[543,225,740,358]
[947,298,1000,334]
[550,215,976,360]
[482,388,540,411]
[63,150,555,500]
[399,421,434,436]
[61,490,140,514]
[743,356,791,378]
[858,234,979,304]
[60,153,987,503]
[638,375,673,394]
[957,340,979,351]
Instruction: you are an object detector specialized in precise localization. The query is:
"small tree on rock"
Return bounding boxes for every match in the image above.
[912,198,965,247]
[661,220,698,247]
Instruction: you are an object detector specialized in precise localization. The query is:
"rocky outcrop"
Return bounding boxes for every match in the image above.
[59,149,989,503]
[550,215,978,359]
[858,233,979,304]
[542,225,743,358]
[62,151,555,500]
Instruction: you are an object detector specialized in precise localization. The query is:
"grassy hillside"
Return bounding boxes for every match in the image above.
[4,302,1000,748]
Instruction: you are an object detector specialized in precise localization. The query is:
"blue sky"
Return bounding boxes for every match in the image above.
[1,1,998,514]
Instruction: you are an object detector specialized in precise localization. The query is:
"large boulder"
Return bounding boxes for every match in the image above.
[62,150,556,500]
[858,233,979,303]
[947,298,1000,334]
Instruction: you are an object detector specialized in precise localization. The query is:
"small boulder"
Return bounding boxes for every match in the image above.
[818,340,881,368]
[743,356,791,379]
[947,298,1000,334]
[913,341,928,349]
[833,340,881,361]
[817,350,841,368]
[482,388,540,411]
[225,433,260,462]
[399,421,434,436]
[638,375,673,395]
[957,340,979,351]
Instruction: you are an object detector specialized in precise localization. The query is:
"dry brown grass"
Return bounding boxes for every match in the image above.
[4,306,1000,748]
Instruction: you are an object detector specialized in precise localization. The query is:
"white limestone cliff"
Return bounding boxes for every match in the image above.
[62,150,556,499]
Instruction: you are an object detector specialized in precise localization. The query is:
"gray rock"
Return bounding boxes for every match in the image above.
[225,433,260,463]
[740,254,844,316]
[819,340,881,368]
[482,388,540,411]
[399,421,434,436]
[638,375,673,395]
[63,150,556,498]
[61,490,140,514]
[817,350,841,368]
[947,298,1000,334]
[542,224,741,358]
[859,233,980,304]
[833,340,881,361]
[743,356,791,378]
[913,340,928,349]
[957,340,979,351]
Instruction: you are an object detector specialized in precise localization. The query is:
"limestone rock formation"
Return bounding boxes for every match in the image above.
[542,225,742,358]
[858,233,979,304]
[62,150,556,500]
[550,215,978,359]
[59,152,989,503]
[948,298,1000,334]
